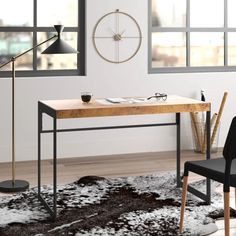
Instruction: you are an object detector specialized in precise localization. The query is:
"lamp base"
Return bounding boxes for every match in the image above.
[0,180,29,193]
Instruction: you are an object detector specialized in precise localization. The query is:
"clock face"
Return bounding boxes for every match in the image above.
[93,10,142,63]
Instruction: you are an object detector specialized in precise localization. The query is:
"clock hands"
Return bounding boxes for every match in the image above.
[108,27,116,35]
[108,28,126,41]
[120,29,126,36]
[108,27,126,41]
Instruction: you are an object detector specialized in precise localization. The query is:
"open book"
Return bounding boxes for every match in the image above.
[105,97,147,104]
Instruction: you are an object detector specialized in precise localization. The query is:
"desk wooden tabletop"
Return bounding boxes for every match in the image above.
[40,95,211,119]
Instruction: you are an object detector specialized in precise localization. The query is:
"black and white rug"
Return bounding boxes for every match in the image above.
[0,172,227,236]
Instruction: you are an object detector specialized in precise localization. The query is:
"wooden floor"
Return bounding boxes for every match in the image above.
[0,149,234,235]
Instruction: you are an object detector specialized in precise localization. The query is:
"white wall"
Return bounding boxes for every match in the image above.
[0,0,235,163]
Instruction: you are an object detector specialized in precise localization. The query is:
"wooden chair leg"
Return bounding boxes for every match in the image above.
[180,176,188,233]
[224,192,230,236]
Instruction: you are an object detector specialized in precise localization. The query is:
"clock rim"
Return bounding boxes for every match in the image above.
[92,10,142,63]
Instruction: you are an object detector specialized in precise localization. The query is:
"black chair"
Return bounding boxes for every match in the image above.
[180,117,236,236]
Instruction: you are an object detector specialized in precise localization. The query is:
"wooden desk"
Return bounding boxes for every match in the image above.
[38,95,211,220]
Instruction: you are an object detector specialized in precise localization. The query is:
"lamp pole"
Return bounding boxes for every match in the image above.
[12,58,15,184]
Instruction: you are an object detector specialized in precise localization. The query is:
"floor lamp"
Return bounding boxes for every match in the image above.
[0,25,78,192]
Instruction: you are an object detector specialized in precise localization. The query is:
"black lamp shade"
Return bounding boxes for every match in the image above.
[41,25,78,54]
[42,38,78,54]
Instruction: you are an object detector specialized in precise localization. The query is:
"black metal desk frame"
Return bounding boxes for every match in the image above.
[38,101,211,220]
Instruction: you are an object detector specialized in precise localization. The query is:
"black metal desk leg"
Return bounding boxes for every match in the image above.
[206,110,211,204]
[37,102,57,220]
[38,106,42,196]
[53,116,57,220]
[176,113,181,187]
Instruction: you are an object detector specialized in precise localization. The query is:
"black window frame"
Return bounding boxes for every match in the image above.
[148,0,236,74]
[0,0,86,77]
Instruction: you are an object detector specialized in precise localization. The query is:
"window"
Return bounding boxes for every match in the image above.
[0,0,85,77]
[149,0,236,73]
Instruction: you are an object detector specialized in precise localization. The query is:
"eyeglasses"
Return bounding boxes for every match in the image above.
[147,93,167,101]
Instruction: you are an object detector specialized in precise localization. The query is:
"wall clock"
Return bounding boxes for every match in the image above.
[92,9,142,63]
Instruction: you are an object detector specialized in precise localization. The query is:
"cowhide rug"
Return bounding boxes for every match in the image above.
[0,172,231,236]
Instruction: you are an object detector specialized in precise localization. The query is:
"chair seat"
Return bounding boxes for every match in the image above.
[185,158,236,187]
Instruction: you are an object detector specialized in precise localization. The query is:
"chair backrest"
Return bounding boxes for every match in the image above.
[223,116,236,161]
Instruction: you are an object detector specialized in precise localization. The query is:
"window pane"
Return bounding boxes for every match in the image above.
[228,0,236,27]
[0,0,33,26]
[152,0,186,27]
[37,32,77,70]
[190,0,224,27]
[190,33,224,66]
[0,32,33,70]
[37,0,78,27]
[228,33,236,65]
[152,32,186,68]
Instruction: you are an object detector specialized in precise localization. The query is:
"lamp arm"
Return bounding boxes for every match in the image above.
[0,58,12,69]
[0,34,57,69]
